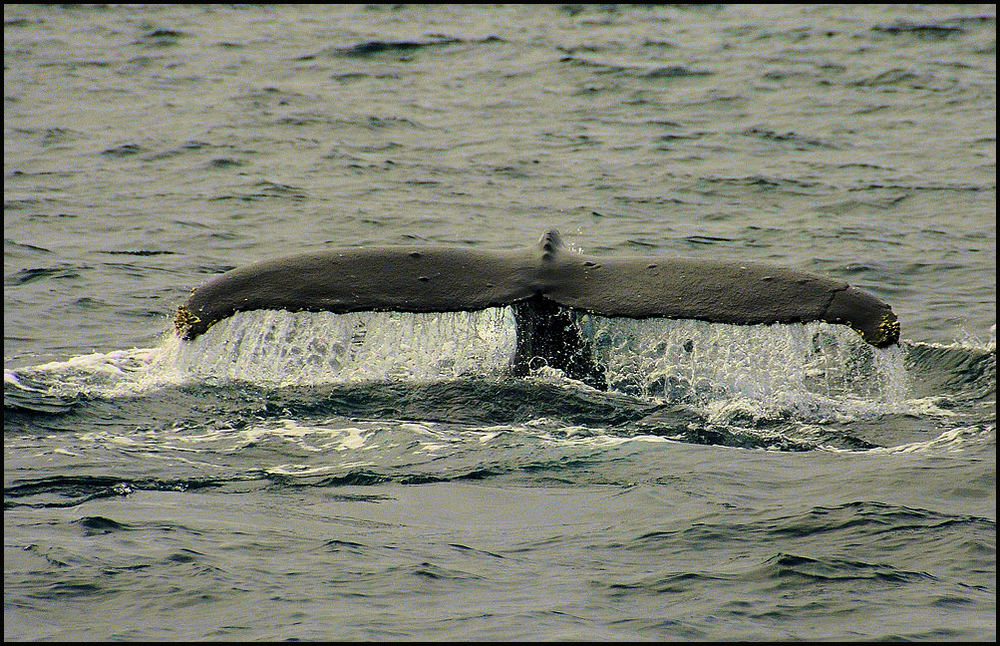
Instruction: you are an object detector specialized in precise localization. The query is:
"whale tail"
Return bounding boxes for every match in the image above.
[174,230,899,385]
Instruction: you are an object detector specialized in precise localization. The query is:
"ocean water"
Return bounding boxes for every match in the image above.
[3,4,995,641]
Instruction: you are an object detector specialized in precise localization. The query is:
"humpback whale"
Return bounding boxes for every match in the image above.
[174,230,899,387]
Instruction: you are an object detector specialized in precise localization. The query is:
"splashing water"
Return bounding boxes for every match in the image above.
[6,308,917,423]
[170,308,517,386]
[584,316,908,408]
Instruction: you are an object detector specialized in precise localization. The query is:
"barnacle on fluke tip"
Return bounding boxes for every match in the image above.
[173,305,201,338]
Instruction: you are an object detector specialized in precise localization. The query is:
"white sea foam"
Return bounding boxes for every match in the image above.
[820,424,994,455]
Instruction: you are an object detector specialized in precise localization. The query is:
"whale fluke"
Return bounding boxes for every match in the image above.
[174,230,899,386]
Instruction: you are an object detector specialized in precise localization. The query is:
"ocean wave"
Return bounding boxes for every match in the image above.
[298,35,504,60]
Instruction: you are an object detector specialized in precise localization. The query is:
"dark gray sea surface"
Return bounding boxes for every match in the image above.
[4,4,995,641]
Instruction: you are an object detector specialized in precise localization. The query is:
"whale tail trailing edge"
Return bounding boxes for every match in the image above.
[174,230,899,385]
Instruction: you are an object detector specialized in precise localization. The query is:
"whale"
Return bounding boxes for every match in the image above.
[174,230,900,387]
